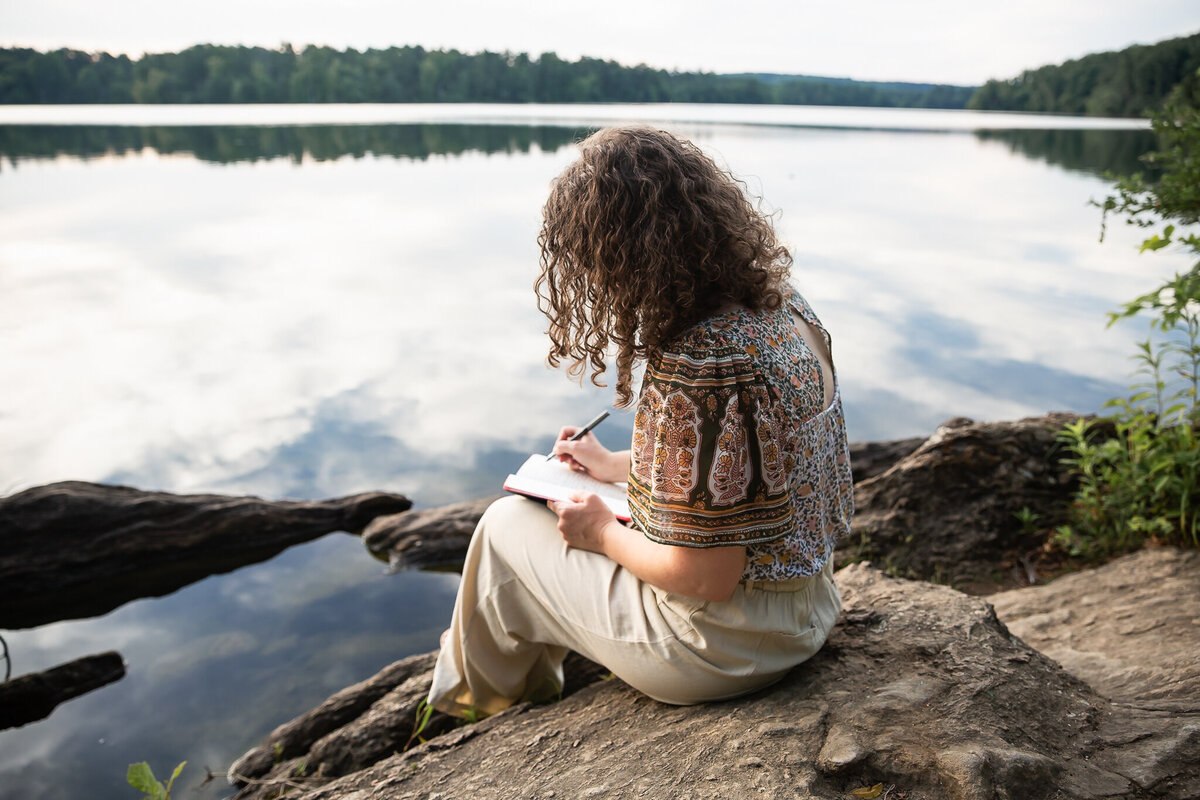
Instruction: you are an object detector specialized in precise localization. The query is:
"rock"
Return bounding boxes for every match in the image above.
[227,559,1200,799]
[991,546,1200,712]
[844,413,1097,590]
[847,436,925,483]
[228,653,441,785]
[230,651,607,799]
[362,497,503,570]
[0,651,126,730]
[0,481,412,629]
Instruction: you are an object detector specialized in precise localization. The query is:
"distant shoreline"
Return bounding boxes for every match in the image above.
[0,102,1153,132]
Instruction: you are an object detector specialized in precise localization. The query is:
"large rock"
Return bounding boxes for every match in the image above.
[991,546,1200,712]
[0,651,126,730]
[0,482,412,628]
[227,557,1200,799]
[845,413,1094,590]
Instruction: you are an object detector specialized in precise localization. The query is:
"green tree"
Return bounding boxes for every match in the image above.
[971,33,1200,117]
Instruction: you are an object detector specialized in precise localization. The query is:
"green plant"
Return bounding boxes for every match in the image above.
[1013,506,1042,535]
[1058,80,1200,559]
[126,761,185,800]
[406,697,436,748]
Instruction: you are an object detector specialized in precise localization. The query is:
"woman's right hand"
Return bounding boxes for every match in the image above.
[550,427,630,483]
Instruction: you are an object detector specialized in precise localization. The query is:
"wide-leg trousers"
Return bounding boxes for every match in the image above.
[428,495,841,718]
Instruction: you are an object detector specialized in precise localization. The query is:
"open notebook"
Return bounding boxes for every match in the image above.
[503,455,631,521]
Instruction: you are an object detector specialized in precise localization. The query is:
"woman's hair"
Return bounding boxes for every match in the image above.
[536,126,792,407]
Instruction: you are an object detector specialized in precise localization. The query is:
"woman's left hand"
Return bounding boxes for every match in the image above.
[548,492,618,554]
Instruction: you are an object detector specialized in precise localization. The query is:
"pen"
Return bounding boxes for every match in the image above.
[546,410,610,461]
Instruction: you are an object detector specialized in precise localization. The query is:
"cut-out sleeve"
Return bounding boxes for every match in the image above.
[627,339,794,547]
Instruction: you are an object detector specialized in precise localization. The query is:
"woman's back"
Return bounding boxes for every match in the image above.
[628,284,854,582]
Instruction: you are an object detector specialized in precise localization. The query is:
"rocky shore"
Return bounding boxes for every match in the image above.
[228,549,1200,800]
[3,413,1197,797]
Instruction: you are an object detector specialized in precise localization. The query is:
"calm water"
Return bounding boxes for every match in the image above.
[0,105,1189,799]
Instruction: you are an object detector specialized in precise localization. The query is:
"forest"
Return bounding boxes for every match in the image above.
[0,44,974,108]
[969,32,1200,116]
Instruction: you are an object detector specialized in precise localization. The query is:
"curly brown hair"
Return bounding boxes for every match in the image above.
[536,126,792,407]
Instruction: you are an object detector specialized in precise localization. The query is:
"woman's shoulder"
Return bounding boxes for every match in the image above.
[657,281,813,371]
[649,316,756,392]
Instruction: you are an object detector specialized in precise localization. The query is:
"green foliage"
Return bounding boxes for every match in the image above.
[406,697,436,748]
[1013,506,1042,535]
[0,44,973,108]
[126,761,185,800]
[969,32,1200,117]
[1057,80,1200,558]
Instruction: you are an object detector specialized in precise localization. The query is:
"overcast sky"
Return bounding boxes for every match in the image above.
[3,0,1199,85]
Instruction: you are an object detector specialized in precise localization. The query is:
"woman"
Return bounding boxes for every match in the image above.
[428,127,853,717]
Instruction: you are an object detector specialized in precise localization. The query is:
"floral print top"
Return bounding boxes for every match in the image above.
[627,284,854,581]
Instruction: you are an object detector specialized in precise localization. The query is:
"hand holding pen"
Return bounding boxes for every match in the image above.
[548,410,632,484]
[546,410,609,461]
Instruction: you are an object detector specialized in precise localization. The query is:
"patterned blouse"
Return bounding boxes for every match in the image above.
[627,284,854,581]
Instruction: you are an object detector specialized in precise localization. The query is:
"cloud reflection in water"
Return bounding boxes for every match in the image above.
[2,123,1190,500]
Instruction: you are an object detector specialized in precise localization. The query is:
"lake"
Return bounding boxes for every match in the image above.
[0,104,1189,800]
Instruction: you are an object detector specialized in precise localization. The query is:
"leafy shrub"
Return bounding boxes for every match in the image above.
[1056,80,1200,559]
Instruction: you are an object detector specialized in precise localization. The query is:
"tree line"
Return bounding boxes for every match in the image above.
[969,32,1200,117]
[0,44,974,108]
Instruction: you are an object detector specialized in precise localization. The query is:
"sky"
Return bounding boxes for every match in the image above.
[2,0,1200,86]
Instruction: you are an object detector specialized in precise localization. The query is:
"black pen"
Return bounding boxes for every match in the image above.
[546,410,610,461]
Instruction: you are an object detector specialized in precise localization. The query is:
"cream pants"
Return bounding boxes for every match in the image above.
[428,495,841,717]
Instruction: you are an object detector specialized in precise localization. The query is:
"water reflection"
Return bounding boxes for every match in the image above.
[0,534,459,800]
[0,123,584,166]
[974,128,1158,178]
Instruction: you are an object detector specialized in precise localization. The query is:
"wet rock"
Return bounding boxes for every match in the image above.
[227,559,1200,799]
[0,481,412,628]
[0,651,125,730]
